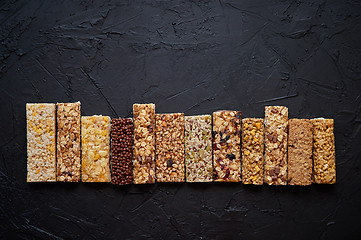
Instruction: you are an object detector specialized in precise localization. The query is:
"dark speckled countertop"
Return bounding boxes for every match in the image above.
[1,0,361,239]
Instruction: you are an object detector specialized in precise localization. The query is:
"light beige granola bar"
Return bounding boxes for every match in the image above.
[156,113,185,182]
[56,102,81,182]
[185,115,213,182]
[212,110,242,182]
[242,118,264,185]
[288,119,313,185]
[81,115,111,182]
[133,104,156,184]
[264,106,288,185]
[312,118,336,184]
[26,103,56,182]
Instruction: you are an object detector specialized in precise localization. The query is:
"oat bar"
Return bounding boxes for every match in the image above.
[212,111,242,182]
[156,113,185,182]
[288,119,313,185]
[81,115,111,182]
[111,118,133,185]
[312,118,336,184]
[133,104,156,184]
[185,115,213,182]
[264,106,288,185]
[56,102,81,182]
[26,103,56,182]
[241,118,264,185]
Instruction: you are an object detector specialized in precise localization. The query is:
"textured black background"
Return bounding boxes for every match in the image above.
[1,0,361,239]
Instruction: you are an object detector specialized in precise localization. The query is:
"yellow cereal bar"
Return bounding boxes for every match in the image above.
[264,106,288,185]
[242,118,264,185]
[26,103,56,182]
[312,118,336,184]
[156,113,185,182]
[212,110,242,182]
[56,102,81,182]
[81,115,111,182]
[185,115,212,182]
[133,104,156,184]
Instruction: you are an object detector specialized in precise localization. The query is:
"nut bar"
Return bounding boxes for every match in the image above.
[111,118,133,185]
[133,104,156,184]
[264,106,288,185]
[156,113,185,182]
[312,118,336,184]
[212,110,242,182]
[288,119,313,185]
[81,115,111,182]
[241,118,264,185]
[56,102,81,182]
[26,103,56,182]
[185,115,213,182]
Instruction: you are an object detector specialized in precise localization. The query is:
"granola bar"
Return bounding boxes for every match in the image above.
[133,104,156,184]
[212,110,242,182]
[264,106,288,185]
[111,118,133,185]
[56,102,81,182]
[288,119,313,185]
[241,118,264,185]
[185,115,213,182]
[26,103,56,182]
[81,115,111,182]
[156,113,185,182]
[312,118,336,184]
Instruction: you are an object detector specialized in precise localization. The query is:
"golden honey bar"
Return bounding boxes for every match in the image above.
[81,115,111,182]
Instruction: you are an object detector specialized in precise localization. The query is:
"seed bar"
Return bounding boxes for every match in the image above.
[133,104,156,184]
[264,106,288,185]
[212,110,242,182]
[288,119,313,185]
[241,118,264,185]
[56,102,81,182]
[81,115,111,182]
[111,118,133,185]
[311,118,336,184]
[156,113,185,182]
[185,115,213,182]
[26,103,56,182]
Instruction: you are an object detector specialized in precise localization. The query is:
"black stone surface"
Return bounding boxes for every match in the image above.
[1,0,361,239]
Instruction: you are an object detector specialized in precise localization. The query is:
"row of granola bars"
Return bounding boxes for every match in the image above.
[26,103,336,185]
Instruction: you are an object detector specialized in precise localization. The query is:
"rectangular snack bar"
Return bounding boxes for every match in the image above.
[133,104,156,184]
[111,118,133,185]
[264,106,288,185]
[156,113,185,182]
[311,118,336,184]
[26,103,56,182]
[212,110,242,182]
[241,118,264,185]
[185,115,213,182]
[56,102,81,182]
[288,119,313,185]
[81,115,111,182]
